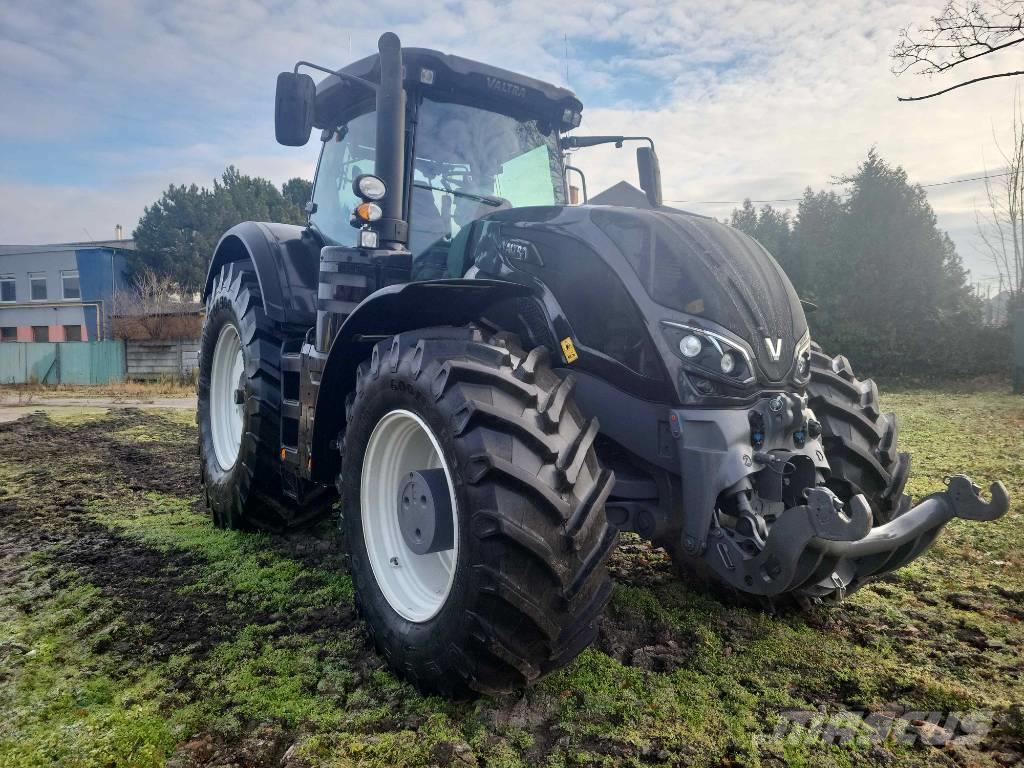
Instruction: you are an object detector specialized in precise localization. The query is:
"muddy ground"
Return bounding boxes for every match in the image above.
[0,392,1021,767]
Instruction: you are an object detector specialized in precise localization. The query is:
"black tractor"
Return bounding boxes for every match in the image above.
[198,33,1009,696]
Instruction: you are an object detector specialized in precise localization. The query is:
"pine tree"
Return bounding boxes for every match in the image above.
[130,167,310,287]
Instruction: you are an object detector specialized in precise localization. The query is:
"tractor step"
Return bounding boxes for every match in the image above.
[278,336,327,500]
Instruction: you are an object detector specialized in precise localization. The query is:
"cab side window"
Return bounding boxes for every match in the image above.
[310,112,376,246]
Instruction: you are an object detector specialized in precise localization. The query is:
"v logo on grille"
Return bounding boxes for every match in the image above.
[763,337,783,362]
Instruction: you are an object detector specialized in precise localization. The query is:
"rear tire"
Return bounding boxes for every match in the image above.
[340,328,616,696]
[198,261,294,530]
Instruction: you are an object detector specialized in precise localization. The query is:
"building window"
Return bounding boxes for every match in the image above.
[0,276,14,302]
[63,325,82,342]
[29,272,47,301]
[0,327,15,342]
[61,270,80,300]
[32,326,49,342]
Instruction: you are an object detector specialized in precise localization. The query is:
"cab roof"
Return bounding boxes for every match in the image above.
[314,46,583,132]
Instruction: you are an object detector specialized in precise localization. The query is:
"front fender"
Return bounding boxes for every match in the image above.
[309,278,534,482]
[203,221,320,326]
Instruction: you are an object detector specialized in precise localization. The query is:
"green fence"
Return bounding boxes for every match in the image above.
[0,341,125,385]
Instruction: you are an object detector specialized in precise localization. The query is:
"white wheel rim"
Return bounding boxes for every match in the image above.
[361,409,459,623]
[210,323,245,471]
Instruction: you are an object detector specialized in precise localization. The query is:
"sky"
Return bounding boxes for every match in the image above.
[0,0,1017,287]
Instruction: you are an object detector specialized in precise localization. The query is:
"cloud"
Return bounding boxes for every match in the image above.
[0,0,1015,283]
[0,177,165,245]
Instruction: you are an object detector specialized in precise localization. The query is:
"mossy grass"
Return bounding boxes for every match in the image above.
[0,392,1020,767]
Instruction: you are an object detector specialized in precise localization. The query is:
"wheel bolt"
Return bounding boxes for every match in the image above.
[389,556,400,567]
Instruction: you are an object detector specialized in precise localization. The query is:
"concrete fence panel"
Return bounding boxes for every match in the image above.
[125,339,200,379]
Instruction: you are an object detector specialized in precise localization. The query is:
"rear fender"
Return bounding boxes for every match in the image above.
[309,278,534,482]
[203,221,320,327]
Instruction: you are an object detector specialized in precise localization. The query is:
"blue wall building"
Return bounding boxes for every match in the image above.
[0,239,134,342]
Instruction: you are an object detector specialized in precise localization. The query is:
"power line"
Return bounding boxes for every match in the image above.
[665,197,804,204]
[664,170,1011,206]
[919,171,1010,188]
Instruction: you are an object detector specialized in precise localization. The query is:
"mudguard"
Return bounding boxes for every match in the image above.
[309,278,535,482]
[202,221,321,327]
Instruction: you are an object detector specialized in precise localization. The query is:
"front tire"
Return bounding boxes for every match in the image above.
[341,328,616,696]
[806,345,911,525]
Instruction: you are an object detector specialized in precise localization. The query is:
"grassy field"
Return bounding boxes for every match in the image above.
[0,390,1021,767]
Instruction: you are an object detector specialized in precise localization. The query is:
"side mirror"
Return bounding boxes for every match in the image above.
[636,146,663,208]
[275,72,316,146]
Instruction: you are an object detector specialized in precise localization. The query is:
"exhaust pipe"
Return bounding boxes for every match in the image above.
[374,32,407,249]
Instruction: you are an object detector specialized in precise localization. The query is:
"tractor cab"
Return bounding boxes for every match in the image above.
[311,79,567,280]
[276,40,659,282]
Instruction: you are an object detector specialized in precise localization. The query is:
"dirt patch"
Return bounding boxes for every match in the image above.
[606,535,676,588]
[0,411,362,766]
[1,475,271,674]
[596,612,695,673]
[167,724,299,768]
[0,409,197,496]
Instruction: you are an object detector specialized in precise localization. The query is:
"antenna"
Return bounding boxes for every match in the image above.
[563,34,569,87]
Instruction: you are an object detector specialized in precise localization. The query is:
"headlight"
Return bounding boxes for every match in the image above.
[353,174,387,201]
[661,321,752,385]
[720,352,736,374]
[679,334,702,358]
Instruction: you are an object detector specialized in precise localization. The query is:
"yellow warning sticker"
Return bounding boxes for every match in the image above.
[560,337,579,364]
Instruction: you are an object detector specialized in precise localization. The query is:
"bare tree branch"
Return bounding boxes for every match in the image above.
[897,69,1024,100]
[976,91,1024,315]
[111,269,201,340]
[893,1,1024,100]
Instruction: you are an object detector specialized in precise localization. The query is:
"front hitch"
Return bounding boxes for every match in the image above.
[703,475,1010,598]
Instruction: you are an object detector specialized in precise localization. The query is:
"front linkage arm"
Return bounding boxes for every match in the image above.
[703,475,1010,598]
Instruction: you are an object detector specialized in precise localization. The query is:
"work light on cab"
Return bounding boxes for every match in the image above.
[353,174,387,201]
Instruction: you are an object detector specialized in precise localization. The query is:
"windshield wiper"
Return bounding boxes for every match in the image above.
[412,181,504,207]
[560,135,655,150]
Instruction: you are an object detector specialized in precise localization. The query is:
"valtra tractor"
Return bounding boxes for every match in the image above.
[198,32,1009,695]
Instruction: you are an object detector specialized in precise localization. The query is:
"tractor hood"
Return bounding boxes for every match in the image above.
[474,204,809,388]
[589,206,809,382]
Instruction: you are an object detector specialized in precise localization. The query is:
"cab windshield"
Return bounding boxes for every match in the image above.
[309,98,565,278]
